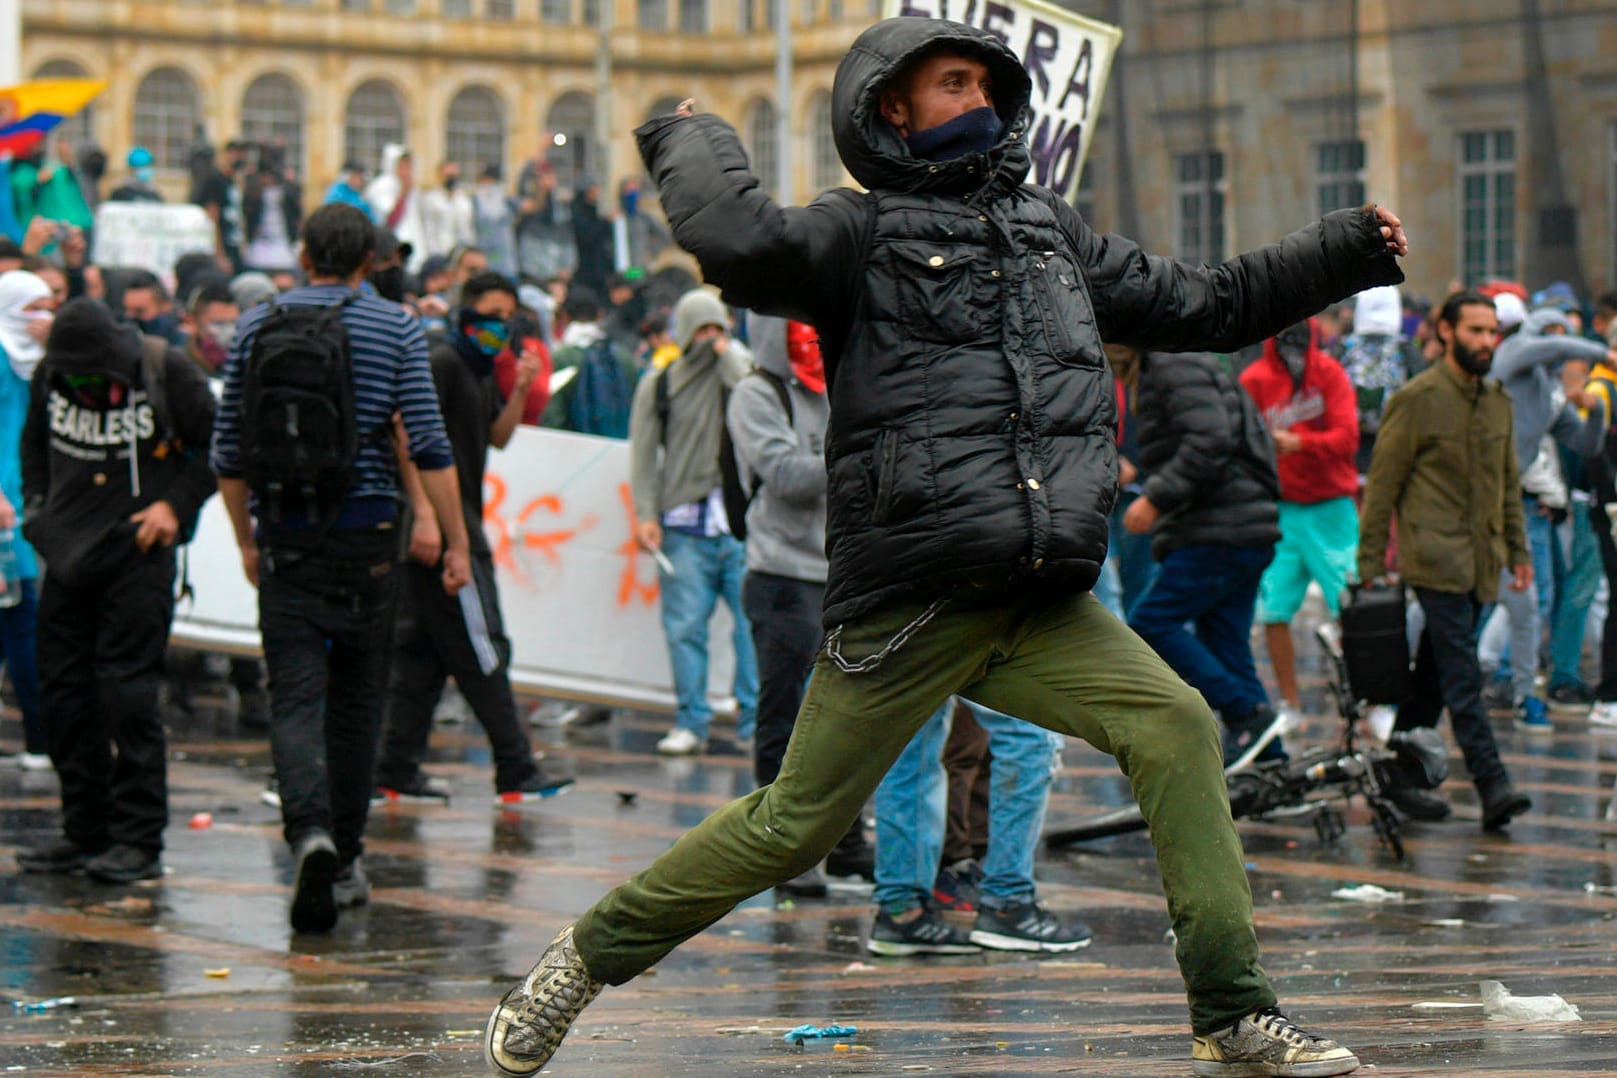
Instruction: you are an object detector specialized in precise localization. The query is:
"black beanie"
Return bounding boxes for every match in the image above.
[46,297,141,378]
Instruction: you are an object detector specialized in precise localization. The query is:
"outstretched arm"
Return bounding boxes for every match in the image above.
[1048,197,1405,356]
[635,106,866,325]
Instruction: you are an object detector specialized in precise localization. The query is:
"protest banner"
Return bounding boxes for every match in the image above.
[885,0,1122,201]
[171,426,742,714]
[92,202,217,284]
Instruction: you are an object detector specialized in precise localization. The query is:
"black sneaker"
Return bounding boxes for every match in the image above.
[825,830,876,882]
[866,905,980,956]
[970,900,1094,953]
[18,837,102,874]
[933,858,983,914]
[777,864,829,898]
[1479,779,1531,832]
[373,774,452,804]
[1222,704,1288,766]
[289,830,340,933]
[1548,681,1596,712]
[496,763,576,805]
[1386,786,1453,821]
[85,844,163,884]
[1481,678,1517,715]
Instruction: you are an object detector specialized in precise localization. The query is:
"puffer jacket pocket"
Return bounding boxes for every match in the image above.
[890,243,994,345]
[871,429,928,527]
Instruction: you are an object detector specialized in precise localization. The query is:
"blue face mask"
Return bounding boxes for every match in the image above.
[621,189,639,216]
[903,105,1005,163]
[135,166,156,185]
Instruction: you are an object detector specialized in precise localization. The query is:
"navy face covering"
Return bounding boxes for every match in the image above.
[904,105,1005,162]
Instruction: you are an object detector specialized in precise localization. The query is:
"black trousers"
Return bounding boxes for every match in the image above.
[1593,501,1617,701]
[741,570,825,787]
[376,553,537,792]
[1396,586,1508,789]
[259,532,398,865]
[39,546,176,853]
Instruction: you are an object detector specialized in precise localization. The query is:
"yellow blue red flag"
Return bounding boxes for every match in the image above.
[0,80,108,155]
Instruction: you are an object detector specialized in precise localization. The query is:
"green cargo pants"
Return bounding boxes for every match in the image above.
[574,582,1277,1034]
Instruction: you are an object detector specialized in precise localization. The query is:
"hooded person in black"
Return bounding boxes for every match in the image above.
[486,18,1407,1077]
[14,298,217,884]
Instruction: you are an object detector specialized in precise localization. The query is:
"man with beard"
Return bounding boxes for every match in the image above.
[1359,291,1532,830]
[486,17,1407,1077]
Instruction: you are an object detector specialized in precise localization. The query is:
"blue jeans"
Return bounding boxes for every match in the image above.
[1550,499,1601,688]
[1110,492,1158,619]
[659,530,758,740]
[1486,497,1555,697]
[0,578,42,752]
[874,698,1057,912]
[1129,543,1274,719]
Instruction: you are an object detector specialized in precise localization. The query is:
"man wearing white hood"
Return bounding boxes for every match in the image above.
[364,145,426,273]
[0,271,52,771]
[1336,284,1423,475]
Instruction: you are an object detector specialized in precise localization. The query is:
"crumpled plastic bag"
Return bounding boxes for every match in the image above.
[1330,884,1404,903]
[783,1024,858,1043]
[1480,980,1582,1022]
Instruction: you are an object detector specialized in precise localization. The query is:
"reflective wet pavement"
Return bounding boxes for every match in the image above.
[5,671,1617,1075]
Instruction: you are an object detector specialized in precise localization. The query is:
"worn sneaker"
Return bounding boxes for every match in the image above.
[656,726,705,756]
[496,761,576,804]
[825,827,876,882]
[289,830,340,933]
[1547,681,1595,711]
[17,837,102,874]
[777,864,830,898]
[1589,701,1617,728]
[485,923,605,1076]
[333,858,370,910]
[85,844,163,884]
[373,774,453,804]
[933,858,983,914]
[1517,696,1552,732]
[867,905,981,956]
[1192,1008,1360,1077]
[970,900,1093,953]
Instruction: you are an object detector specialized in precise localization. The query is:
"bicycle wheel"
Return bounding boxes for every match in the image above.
[1044,804,1148,848]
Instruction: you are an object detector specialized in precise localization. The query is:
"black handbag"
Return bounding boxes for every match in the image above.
[1339,581,1411,705]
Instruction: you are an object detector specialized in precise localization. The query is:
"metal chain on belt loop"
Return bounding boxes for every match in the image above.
[823,596,950,675]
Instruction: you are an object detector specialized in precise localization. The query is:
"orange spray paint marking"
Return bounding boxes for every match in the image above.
[518,493,598,566]
[616,482,659,608]
[482,474,520,578]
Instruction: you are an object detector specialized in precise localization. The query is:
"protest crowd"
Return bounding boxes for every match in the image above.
[3,16,1617,1078]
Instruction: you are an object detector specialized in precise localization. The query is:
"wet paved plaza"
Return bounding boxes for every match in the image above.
[4,676,1617,1076]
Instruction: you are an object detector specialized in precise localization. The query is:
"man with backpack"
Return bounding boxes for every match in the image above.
[627,287,758,756]
[15,298,218,883]
[210,203,472,933]
[540,284,639,438]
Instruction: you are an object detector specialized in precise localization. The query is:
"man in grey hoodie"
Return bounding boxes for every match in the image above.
[1480,305,1608,730]
[628,289,759,755]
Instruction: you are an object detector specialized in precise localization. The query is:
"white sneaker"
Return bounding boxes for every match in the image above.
[17,752,51,772]
[1588,701,1617,728]
[1365,705,1397,742]
[656,727,705,756]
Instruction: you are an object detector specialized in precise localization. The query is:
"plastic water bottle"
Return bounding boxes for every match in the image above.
[0,530,21,609]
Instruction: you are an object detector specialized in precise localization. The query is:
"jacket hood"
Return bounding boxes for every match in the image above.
[379,143,411,178]
[832,17,1033,195]
[1521,308,1571,337]
[746,312,790,379]
[1353,285,1401,337]
[45,297,141,380]
[1259,318,1329,377]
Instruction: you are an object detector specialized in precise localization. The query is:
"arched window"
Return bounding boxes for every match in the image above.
[344,80,406,175]
[31,60,95,146]
[241,73,306,180]
[447,86,506,176]
[808,91,839,191]
[745,98,778,196]
[132,67,201,170]
[546,92,596,183]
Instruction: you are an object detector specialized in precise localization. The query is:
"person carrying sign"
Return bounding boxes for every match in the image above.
[485,17,1407,1078]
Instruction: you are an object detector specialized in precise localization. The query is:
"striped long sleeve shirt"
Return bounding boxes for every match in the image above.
[209,285,453,530]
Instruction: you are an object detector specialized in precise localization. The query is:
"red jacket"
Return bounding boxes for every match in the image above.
[1239,322,1360,504]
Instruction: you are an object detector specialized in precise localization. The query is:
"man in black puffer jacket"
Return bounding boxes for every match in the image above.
[486,17,1404,1078]
[1125,349,1285,764]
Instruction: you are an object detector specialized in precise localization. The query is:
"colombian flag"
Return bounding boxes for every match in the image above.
[0,80,107,155]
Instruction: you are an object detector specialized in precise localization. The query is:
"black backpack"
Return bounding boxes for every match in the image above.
[239,294,362,534]
[656,365,792,543]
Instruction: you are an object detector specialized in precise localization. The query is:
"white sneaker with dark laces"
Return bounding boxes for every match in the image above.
[485,923,604,1076]
[1192,1008,1359,1076]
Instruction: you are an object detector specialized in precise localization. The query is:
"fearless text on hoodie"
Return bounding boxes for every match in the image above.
[1239,325,1360,505]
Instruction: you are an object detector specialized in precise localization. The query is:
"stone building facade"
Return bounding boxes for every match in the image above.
[20,0,1617,299]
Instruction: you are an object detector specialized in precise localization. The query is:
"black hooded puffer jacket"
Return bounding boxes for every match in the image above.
[635,17,1402,628]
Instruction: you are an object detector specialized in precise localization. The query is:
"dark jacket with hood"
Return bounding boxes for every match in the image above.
[21,298,217,586]
[1137,352,1281,560]
[635,17,1403,627]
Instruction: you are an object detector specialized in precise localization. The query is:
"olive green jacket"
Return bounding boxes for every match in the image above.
[1358,360,1529,602]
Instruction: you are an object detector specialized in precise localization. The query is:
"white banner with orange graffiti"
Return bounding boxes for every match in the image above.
[170,427,742,714]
